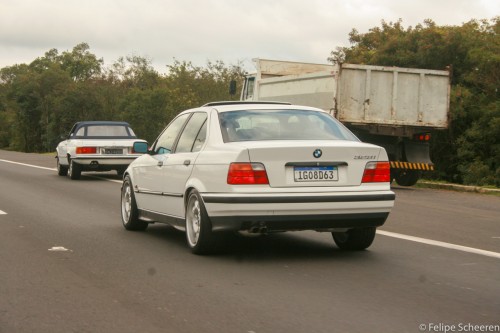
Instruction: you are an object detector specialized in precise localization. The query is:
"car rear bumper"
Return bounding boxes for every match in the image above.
[201,191,395,232]
[72,156,140,171]
[209,212,389,232]
[72,156,138,166]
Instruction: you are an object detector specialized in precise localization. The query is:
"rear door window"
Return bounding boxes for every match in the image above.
[175,113,208,153]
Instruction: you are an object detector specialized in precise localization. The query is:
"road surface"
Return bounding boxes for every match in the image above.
[1,150,499,333]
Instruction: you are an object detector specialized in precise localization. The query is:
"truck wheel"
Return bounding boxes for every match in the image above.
[68,160,81,180]
[332,227,376,250]
[395,170,419,186]
[121,176,148,231]
[56,157,68,176]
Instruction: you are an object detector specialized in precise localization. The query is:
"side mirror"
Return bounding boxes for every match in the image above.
[229,80,237,96]
[133,141,149,154]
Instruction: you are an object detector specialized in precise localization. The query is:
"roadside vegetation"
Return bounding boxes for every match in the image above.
[0,44,245,151]
[0,17,498,187]
[329,17,499,187]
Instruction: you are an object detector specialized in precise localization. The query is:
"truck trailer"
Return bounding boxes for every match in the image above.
[237,59,451,186]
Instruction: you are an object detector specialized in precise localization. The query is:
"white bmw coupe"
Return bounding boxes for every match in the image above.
[121,102,395,254]
[56,121,146,179]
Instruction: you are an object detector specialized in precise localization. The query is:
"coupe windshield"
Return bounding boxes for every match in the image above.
[219,109,359,142]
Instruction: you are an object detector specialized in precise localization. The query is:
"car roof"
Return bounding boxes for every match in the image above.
[75,121,131,126]
[203,101,291,107]
[199,101,326,113]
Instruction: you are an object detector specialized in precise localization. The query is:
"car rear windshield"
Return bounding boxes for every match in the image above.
[74,125,136,138]
[219,109,359,142]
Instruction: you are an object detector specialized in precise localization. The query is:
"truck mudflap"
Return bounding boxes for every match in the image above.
[390,161,433,187]
[390,161,434,171]
[390,140,434,186]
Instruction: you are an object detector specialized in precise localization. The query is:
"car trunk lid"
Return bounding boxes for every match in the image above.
[242,140,383,187]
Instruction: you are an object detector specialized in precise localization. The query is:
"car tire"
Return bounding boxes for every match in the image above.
[121,176,148,231]
[56,157,68,176]
[68,159,81,180]
[395,170,419,186]
[185,190,222,255]
[332,227,376,251]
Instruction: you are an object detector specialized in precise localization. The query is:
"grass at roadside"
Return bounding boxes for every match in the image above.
[416,179,500,196]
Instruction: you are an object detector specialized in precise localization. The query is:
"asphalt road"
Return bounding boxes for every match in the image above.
[1,150,499,333]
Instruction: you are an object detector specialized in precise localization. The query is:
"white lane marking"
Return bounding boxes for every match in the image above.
[377,230,500,259]
[0,159,56,171]
[0,209,7,215]
[48,246,72,252]
[0,158,122,183]
[86,174,122,184]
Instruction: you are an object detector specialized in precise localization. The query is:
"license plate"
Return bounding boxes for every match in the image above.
[294,166,338,182]
[104,148,123,154]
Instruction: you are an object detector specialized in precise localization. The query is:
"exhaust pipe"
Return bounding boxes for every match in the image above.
[249,225,268,234]
[250,226,260,233]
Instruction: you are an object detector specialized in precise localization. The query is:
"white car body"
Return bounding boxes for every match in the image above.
[56,121,146,179]
[121,102,395,254]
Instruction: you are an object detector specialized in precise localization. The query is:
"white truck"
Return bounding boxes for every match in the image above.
[237,59,451,186]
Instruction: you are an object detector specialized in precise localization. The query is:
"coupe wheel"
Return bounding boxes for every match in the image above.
[332,227,376,251]
[121,176,148,231]
[56,157,68,176]
[68,160,81,180]
[185,190,220,254]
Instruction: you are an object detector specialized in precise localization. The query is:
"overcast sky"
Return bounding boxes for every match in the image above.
[0,0,498,73]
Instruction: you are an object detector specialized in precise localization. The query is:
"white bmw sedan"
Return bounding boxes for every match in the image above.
[121,102,395,254]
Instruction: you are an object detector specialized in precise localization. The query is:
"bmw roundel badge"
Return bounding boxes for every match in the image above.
[313,149,322,158]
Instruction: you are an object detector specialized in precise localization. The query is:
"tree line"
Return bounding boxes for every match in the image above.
[1,17,498,186]
[0,43,244,152]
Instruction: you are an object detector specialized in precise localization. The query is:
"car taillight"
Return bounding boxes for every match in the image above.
[362,162,391,183]
[76,147,97,154]
[227,163,269,185]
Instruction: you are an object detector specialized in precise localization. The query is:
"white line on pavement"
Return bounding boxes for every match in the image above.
[0,159,122,183]
[86,175,122,184]
[377,230,500,259]
[0,159,56,171]
[0,209,6,215]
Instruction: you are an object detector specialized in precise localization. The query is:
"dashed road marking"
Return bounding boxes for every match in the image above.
[378,230,500,259]
[0,209,6,215]
[48,246,72,252]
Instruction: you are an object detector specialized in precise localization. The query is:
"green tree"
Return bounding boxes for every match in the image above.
[59,43,103,81]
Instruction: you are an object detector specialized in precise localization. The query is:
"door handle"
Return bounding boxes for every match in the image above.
[157,161,163,167]
[183,160,191,166]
